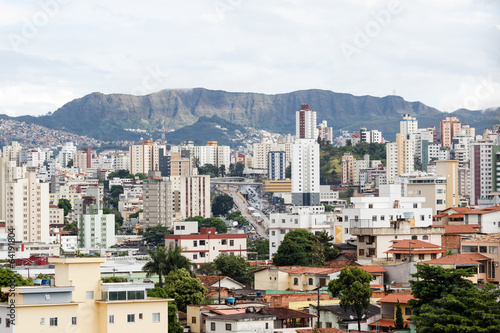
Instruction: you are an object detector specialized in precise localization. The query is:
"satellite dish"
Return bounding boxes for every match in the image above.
[232,221,238,227]
[350,315,354,320]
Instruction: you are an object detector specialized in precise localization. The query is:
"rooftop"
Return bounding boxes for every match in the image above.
[422,253,489,266]
[388,239,442,249]
[462,232,500,243]
[378,293,414,304]
[285,267,337,275]
[431,224,481,234]
[259,306,317,319]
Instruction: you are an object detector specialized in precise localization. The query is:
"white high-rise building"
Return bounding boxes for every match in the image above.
[400,114,418,139]
[2,141,23,166]
[171,175,211,220]
[5,171,50,243]
[58,142,77,168]
[317,120,333,143]
[470,141,494,205]
[129,140,166,175]
[292,104,320,206]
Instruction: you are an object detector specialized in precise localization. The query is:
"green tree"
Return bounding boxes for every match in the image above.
[315,230,339,261]
[164,268,208,312]
[129,209,142,219]
[198,164,219,177]
[143,246,168,288]
[196,263,218,275]
[58,198,72,216]
[219,165,226,177]
[109,185,124,199]
[143,225,172,247]
[227,210,242,220]
[232,162,245,177]
[102,277,128,283]
[285,165,291,179]
[214,253,254,284]
[328,266,374,333]
[164,244,195,277]
[408,263,475,317]
[395,300,404,329]
[135,173,147,180]
[211,194,235,216]
[0,267,33,301]
[63,221,78,235]
[199,217,227,234]
[273,229,325,266]
[248,239,269,259]
[108,169,130,178]
[185,216,205,223]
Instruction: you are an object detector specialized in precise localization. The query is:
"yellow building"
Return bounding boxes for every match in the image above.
[0,257,172,332]
[263,180,291,193]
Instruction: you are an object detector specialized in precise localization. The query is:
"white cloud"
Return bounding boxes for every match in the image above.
[0,0,498,116]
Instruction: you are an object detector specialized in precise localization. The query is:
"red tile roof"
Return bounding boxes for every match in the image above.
[464,206,500,215]
[423,253,489,265]
[359,266,386,273]
[259,307,317,319]
[378,293,414,304]
[431,224,481,234]
[389,239,442,249]
[285,267,337,275]
[197,275,226,287]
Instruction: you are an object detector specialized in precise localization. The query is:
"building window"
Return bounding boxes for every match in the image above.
[152,313,160,323]
[40,318,45,325]
[423,235,429,240]
[411,235,418,240]
[109,315,114,324]
[359,249,365,256]
[193,254,198,259]
[380,215,385,221]
[192,317,196,324]
[193,240,197,247]
[266,323,269,329]
[308,278,314,285]
[50,318,58,326]
[200,240,206,245]
[480,246,488,253]
[437,199,443,204]
[72,317,77,325]
[294,278,299,285]
[490,246,498,254]
[405,307,411,316]
[226,324,232,331]
[127,314,135,323]
[229,240,234,246]
[211,322,216,331]
[419,254,425,260]
[139,313,143,320]
[369,204,373,208]
[421,215,425,221]
[413,203,418,208]
[372,215,377,222]
[86,291,94,299]
[271,231,275,236]
[221,240,227,245]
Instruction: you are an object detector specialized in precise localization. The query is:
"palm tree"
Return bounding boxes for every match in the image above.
[165,244,195,276]
[143,246,168,287]
[142,245,195,287]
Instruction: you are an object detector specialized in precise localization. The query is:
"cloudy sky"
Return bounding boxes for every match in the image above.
[0,0,499,117]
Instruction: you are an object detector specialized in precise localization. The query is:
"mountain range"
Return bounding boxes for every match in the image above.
[1,88,499,144]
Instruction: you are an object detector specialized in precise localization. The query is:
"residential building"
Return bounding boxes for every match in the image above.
[461,233,500,283]
[78,204,116,249]
[268,150,286,180]
[470,141,495,205]
[5,171,50,243]
[2,141,23,166]
[172,141,230,169]
[406,176,447,214]
[400,114,418,139]
[309,304,380,331]
[384,239,444,263]
[369,294,413,332]
[0,257,171,333]
[296,104,318,140]
[129,139,166,175]
[254,266,336,291]
[350,219,444,264]
[165,227,247,265]
[441,116,462,148]
[49,204,64,226]
[317,120,333,143]
[58,142,77,168]
[142,178,172,227]
[170,175,210,220]
[423,253,492,284]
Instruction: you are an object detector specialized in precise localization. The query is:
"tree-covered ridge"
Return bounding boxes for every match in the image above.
[320,142,386,185]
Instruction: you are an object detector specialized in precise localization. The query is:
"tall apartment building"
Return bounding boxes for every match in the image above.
[58,142,77,168]
[470,141,494,205]
[296,104,318,140]
[5,171,50,243]
[268,151,286,180]
[78,204,116,248]
[341,153,355,185]
[114,151,130,171]
[360,128,383,143]
[386,142,399,184]
[400,114,418,139]
[252,139,278,169]
[435,160,460,208]
[292,104,320,206]
[440,117,462,148]
[2,141,23,166]
[142,179,172,227]
[317,120,333,143]
[74,148,92,172]
[171,175,211,220]
[129,140,166,175]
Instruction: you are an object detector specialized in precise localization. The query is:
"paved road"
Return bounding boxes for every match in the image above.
[217,185,269,240]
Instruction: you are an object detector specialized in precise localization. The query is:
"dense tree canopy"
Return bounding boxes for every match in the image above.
[273,229,325,267]
[248,239,269,259]
[211,194,235,216]
[108,169,130,178]
[143,225,172,247]
[199,217,227,234]
[57,198,72,216]
[0,267,33,301]
[164,268,208,312]
[213,253,254,284]
[328,266,374,333]
[315,230,339,261]
[409,264,500,332]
